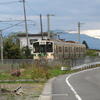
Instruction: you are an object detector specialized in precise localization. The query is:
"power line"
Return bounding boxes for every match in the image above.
[0,19,35,23]
[25,2,40,16]
[1,21,24,31]
[0,1,20,5]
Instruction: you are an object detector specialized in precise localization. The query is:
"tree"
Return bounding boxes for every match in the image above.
[21,46,33,59]
[3,34,21,59]
[82,40,89,49]
[3,32,33,59]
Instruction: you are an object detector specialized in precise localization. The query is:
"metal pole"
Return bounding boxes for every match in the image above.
[47,14,54,40]
[40,14,43,40]
[78,22,80,43]
[0,30,3,64]
[47,14,50,39]
[22,0,28,47]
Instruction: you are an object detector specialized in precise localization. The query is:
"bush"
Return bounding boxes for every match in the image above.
[86,50,98,56]
[31,66,50,80]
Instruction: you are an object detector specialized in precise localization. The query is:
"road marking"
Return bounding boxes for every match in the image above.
[66,75,82,100]
[66,67,100,100]
[41,94,68,96]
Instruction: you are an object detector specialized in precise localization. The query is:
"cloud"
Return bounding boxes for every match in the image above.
[0,0,100,35]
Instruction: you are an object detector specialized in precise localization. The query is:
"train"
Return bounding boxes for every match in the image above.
[33,39,86,60]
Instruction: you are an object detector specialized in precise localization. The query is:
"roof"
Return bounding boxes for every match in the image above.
[17,32,48,37]
[65,41,78,43]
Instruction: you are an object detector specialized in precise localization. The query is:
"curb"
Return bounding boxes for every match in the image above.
[38,77,55,100]
[0,79,39,83]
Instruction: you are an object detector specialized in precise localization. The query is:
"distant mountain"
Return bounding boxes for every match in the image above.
[54,31,100,50]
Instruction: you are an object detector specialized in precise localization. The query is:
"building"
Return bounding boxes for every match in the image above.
[17,32,55,54]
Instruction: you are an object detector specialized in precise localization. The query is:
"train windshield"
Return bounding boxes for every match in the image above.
[33,41,53,53]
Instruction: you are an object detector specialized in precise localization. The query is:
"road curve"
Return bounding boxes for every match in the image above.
[52,67,100,100]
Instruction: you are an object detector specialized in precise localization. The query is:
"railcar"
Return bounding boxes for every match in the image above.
[33,39,86,60]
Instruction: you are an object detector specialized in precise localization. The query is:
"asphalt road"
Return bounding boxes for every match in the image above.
[52,68,100,100]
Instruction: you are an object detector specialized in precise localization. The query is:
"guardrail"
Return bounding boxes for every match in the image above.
[72,62,100,71]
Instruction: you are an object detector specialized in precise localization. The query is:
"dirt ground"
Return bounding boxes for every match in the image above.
[0,83,44,100]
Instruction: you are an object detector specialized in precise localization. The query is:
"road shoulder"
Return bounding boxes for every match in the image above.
[38,77,55,100]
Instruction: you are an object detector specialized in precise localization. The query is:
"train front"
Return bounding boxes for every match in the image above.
[33,40,54,60]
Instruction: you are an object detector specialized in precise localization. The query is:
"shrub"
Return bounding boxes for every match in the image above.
[31,66,50,80]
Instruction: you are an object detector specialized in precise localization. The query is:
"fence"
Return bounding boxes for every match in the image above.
[0,57,100,72]
[72,56,100,67]
[0,59,34,72]
[0,59,34,64]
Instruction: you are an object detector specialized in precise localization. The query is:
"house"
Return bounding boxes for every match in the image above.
[17,32,48,49]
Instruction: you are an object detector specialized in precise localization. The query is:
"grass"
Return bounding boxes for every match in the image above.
[49,69,67,77]
[0,64,71,83]
[0,73,11,80]
[0,62,100,84]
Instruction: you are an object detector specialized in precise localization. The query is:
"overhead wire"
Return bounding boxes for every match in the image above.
[0,1,20,5]
[25,1,40,16]
[1,21,24,31]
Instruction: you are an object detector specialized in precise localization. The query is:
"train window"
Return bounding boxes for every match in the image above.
[65,47,68,52]
[39,45,46,53]
[46,42,53,52]
[59,47,62,52]
[33,42,46,53]
[80,47,82,52]
[74,47,76,52]
[76,47,78,52]
[33,42,39,53]
[56,46,58,53]
[33,41,53,53]
[69,47,72,52]
[78,47,80,52]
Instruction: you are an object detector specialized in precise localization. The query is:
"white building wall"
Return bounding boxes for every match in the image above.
[19,36,48,54]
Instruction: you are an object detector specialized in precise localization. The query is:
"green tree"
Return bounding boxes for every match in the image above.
[3,32,33,59]
[82,40,89,49]
[21,46,33,59]
[3,34,21,59]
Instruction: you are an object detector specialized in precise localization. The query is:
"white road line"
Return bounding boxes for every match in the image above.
[66,74,82,100]
[66,67,100,100]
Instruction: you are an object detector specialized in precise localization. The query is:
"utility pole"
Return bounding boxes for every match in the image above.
[47,14,54,39]
[0,30,3,64]
[22,0,29,47]
[40,14,43,40]
[47,14,50,39]
[78,22,81,43]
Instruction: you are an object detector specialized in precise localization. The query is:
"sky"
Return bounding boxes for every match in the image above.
[0,0,100,37]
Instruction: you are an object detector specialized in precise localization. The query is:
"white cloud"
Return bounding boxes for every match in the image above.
[81,30,100,39]
[66,29,100,39]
